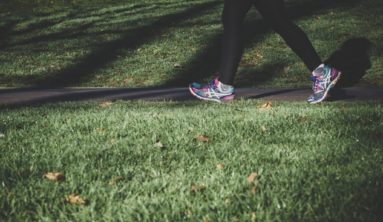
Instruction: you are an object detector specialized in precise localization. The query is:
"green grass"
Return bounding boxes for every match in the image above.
[1,100,383,221]
[1,1,383,221]
[0,0,382,88]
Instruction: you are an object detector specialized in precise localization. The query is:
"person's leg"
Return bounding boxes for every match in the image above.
[188,0,252,102]
[254,0,322,71]
[218,0,253,85]
[254,0,341,104]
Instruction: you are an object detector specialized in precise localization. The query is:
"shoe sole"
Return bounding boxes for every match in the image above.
[309,72,342,104]
[188,85,234,103]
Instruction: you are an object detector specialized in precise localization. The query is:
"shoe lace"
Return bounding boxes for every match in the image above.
[208,79,218,90]
[310,72,331,94]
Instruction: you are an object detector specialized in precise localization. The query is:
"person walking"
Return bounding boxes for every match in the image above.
[189,0,341,104]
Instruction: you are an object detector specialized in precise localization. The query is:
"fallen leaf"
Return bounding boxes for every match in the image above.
[99,101,112,108]
[247,172,257,184]
[65,194,86,205]
[109,176,123,185]
[216,163,225,170]
[174,63,182,68]
[154,140,165,149]
[190,183,206,193]
[203,216,209,222]
[259,101,272,110]
[256,52,263,59]
[261,126,267,132]
[124,77,133,84]
[298,114,308,123]
[283,66,291,74]
[184,210,192,218]
[251,212,257,221]
[250,186,257,195]
[0,133,4,138]
[110,139,117,145]
[96,128,106,133]
[44,172,65,182]
[195,135,209,142]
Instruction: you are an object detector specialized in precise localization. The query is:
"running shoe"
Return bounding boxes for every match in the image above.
[307,64,341,104]
[189,78,235,103]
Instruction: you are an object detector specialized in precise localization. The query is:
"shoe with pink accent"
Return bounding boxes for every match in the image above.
[307,64,342,104]
[189,78,235,103]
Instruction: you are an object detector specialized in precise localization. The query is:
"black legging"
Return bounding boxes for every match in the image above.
[219,0,322,85]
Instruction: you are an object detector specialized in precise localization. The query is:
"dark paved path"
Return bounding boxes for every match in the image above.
[0,87,382,106]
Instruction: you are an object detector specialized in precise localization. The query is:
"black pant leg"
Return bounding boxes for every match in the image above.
[254,0,322,71]
[218,0,253,85]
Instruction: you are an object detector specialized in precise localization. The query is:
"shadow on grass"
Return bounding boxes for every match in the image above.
[0,21,18,50]
[3,0,362,89]
[325,37,372,88]
[9,22,96,47]
[11,17,68,36]
[163,0,361,87]
[1,0,373,107]
[7,3,178,47]
[28,1,221,87]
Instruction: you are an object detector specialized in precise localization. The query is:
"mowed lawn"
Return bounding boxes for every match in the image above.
[1,101,383,221]
[0,0,382,88]
[1,0,383,221]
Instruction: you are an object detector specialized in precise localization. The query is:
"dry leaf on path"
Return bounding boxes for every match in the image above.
[259,101,272,110]
[195,135,209,142]
[99,101,113,108]
[44,172,65,182]
[247,172,257,184]
[65,194,86,205]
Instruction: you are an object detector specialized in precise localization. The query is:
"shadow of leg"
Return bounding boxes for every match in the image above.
[164,0,362,87]
[235,62,287,87]
[325,37,372,88]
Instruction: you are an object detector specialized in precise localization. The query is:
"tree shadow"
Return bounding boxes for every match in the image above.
[8,22,97,48]
[163,0,361,87]
[0,20,18,50]
[325,37,372,88]
[28,1,221,87]
[11,18,67,36]
[7,3,175,48]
